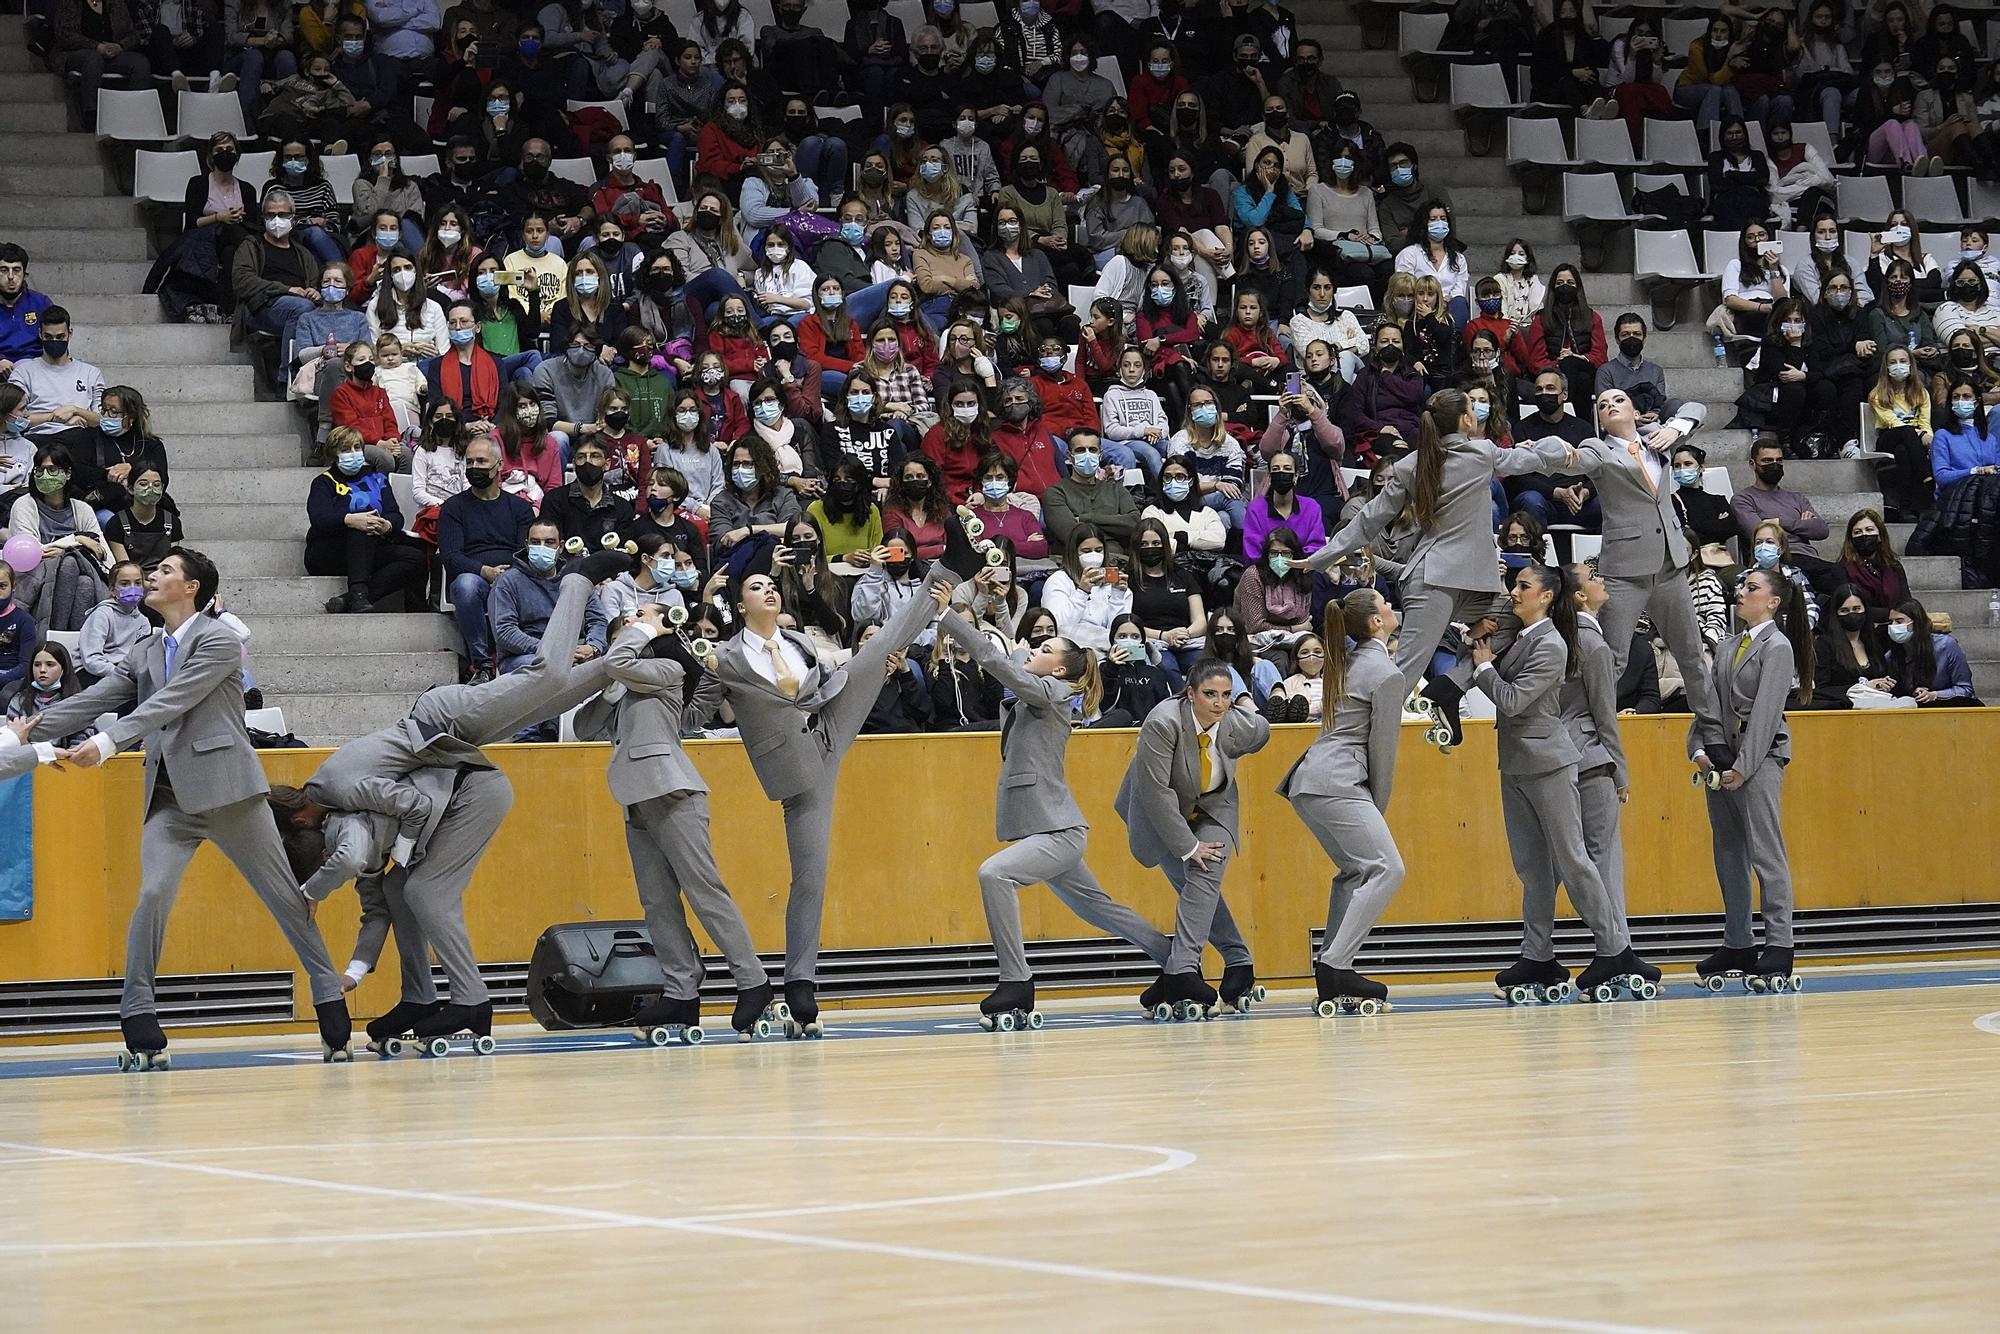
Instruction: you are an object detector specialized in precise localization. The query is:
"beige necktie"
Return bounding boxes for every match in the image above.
[1626,439,1656,496]
[765,637,800,699]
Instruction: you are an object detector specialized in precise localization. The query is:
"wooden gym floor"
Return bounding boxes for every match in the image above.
[0,966,1996,1332]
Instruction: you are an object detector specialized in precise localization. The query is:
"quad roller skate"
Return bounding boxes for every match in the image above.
[1140,971,1216,1022]
[1313,962,1392,1017]
[1690,743,1737,791]
[782,980,823,1039]
[731,980,790,1040]
[1219,964,1267,1014]
[1413,677,1464,753]
[1575,947,1663,1002]
[631,994,705,1046]
[117,1014,170,1072]
[1695,945,1762,993]
[1494,955,1573,1005]
[1745,945,1802,994]
[364,1000,444,1057]
[408,1000,496,1056]
[316,998,355,1062]
[978,980,1043,1032]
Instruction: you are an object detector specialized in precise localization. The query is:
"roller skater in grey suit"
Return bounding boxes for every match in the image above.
[1473,563,1660,1004]
[1552,564,1633,959]
[1114,663,1271,1019]
[1279,588,1408,1016]
[1304,388,1550,745]
[1694,569,1812,993]
[2,549,352,1068]
[571,605,775,1040]
[930,593,1170,1030]
[715,558,960,1035]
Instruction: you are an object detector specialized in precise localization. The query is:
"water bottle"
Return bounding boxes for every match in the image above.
[1710,332,1727,366]
[1988,591,2000,627]
[1908,328,1919,353]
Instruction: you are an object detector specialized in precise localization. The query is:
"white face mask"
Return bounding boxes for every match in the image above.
[952,403,980,423]
[264,215,293,237]
[1078,550,1105,570]
[610,150,635,172]
[1814,235,1839,252]
[1505,253,1527,269]
[437,226,463,247]
[1884,225,1912,245]
[391,267,417,292]
[956,118,976,136]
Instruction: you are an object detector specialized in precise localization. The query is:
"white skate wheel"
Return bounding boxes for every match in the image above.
[1637,979,1659,1000]
[688,637,711,657]
[644,1026,670,1047]
[770,1002,792,1021]
[1508,985,1531,1006]
[964,516,984,538]
[667,603,687,625]
[1358,998,1381,1017]
[1252,985,1268,1003]
[1151,1002,1174,1022]
[751,1019,773,1039]
[996,1012,1016,1032]
[684,1025,705,1045]
[426,1037,450,1057]
[384,1037,405,1057]
[474,1035,496,1055]
[1026,1010,1044,1029]
[1315,999,1338,1018]
[1594,983,1615,1003]
[118,1052,136,1072]
[1789,975,1803,992]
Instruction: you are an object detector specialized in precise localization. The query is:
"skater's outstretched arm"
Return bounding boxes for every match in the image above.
[1307,463,1408,574]
[936,609,1059,713]
[1501,434,1593,479]
[12,648,138,746]
[1366,670,1405,812]
[59,630,237,761]
[1219,695,1271,758]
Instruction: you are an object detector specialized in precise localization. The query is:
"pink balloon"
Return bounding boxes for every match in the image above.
[2,534,42,575]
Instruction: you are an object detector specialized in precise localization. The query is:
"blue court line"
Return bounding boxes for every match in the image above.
[3,965,1997,1083]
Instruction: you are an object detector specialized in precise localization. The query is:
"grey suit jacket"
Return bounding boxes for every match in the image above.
[1562,613,1629,786]
[1278,637,1404,812]
[29,615,266,814]
[1700,626,1793,779]
[1310,434,1549,592]
[1552,428,1691,578]
[937,610,1085,841]
[299,718,489,898]
[1114,695,1271,866]
[576,623,720,807]
[1475,618,1582,778]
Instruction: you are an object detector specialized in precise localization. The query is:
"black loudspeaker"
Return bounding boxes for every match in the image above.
[526,921,667,1030]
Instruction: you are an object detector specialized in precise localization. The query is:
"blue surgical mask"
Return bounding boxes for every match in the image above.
[1471,399,1491,423]
[753,400,783,425]
[929,226,954,247]
[526,544,558,572]
[651,558,675,584]
[449,327,477,346]
[1671,465,1700,487]
[1038,355,1062,372]
[1753,542,1780,568]
[981,478,1009,502]
[1268,554,1292,578]
[840,221,865,245]
[98,416,125,435]
[669,567,699,590]
[920,161,945,182]
[1190,403,1219,427]
[731,465,758,489]
[374,229,399,249]
[337,449,366,474]
[820,289,844,308]
[1149,60,1170,78]
[1886,620,1914,644]
[1019,0,1040,18]
[976,53,997,72]
[887,301,912,318]
[475,272,499,295]
[371,153,391,169]
[573,274,600,297]
[566,345,596,369]
[487,98,511,117]
[846,393,874,415]
[1072,451,1100,476]
[1150,284,1175,304]
[1331,157,1355,179]
[1427,219,1451,241]
[341,38,364,56]
[1955,398,1978,419]
[1390,166,1414,187]
[525,241,548,256]
[6,416,28,435]
[282,158,306,175]
[675,409,702,432]
[518,37,541,57]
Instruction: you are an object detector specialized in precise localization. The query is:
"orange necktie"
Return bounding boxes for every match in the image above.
[1626,439,1657,496]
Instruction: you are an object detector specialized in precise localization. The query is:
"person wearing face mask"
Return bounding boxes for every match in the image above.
[304,426,430,614]
[807,458,887,563]
[1528,0,1607,113]
[1866,347,1935,520]
[1529,264,1605,419]
[694,78,764,190]
[1672,15,1747,140]
[74,561,154,687]
[531,328,617,460]
[1883,596,1981,706]
[596,531,687,624]
[939,104,1000,197]
[1731,438,1832,579]
[1461,276,1536,377]
[1788,217,1872,310]
[1374,143,1450,247]
[539,437,625,547]
[1080,161,1157,269]
[912,211,983,323]
[1752,296,1836,460]
[1040,523,1133,652]
[1809,584,1893,709]
[1930,261,2000,359]
[1706,220,1790,347]
[1038,41,1117,180]
[328,338,406,471]
[1835,508,1909,613]
[1738,519,1821,630]
[1761,122,1836,232]
[488,518,610,689]
[843,0,914,134]
[1591,312,1679,428]
[1662,442,1734,548]
[367,248,449,360]
[175,133,252,325]
[1340,328,1427,463]
[1130,42,1191,137]
[1918,380,2000,586]
[1231,526,1314,647]
[1042,429,1140,564]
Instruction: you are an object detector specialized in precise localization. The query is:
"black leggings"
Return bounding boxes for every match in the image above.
[305,529,431,608]
[1875,424,1932,513]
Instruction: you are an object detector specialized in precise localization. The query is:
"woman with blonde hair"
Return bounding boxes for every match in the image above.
[1872,344,1935,517]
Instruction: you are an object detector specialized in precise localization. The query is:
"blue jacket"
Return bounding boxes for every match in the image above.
[0,288,52,362]
[306,467,402,545]
[1929,403,2000,492]
[0,601,39,687]
[488,554,607,661]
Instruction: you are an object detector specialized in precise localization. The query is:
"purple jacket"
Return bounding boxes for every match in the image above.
[1242,493,1326,560]
[1341,367,1427,452]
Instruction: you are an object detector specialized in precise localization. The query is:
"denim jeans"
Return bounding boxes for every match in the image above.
[449,571,495,664]
[296,225,344,265]
[231,45,296,115]
[1202,490,1247,531]
[252,293,316,350]
[796,134,850,200]
[497,350,542,382]
[1099,437,1163,483]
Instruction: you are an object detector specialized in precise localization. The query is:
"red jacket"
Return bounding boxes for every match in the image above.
[920,423,989,507]
[705,328,768,379]
[695,386,749,442]
[1528,309,1607,374]
[1462,313,1537,377]
[696,122,761,184]
[591,175,676,237]
[1079,334,1120,392]
[992,421,1063,496]
[1223,323,1287,368]
[1028,369,1099,438]
[799,313,864,373]
[1128,70,1189,136]
[330,379,400,443]
[893,322,939,377]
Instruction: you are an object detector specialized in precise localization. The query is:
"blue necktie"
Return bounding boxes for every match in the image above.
[163,633,178,682]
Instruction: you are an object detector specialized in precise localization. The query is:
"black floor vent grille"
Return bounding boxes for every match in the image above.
[0,972,297,1036]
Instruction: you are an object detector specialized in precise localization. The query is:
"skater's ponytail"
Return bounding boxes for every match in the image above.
[1411,388,1465,529]
[1522,561,1581,678]
[1756,567,1816,704]
[1052,636,1103,716]
[1320,588,1383,728]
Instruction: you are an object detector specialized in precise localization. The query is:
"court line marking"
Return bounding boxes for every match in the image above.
[1973,1010,2000,1036]
[0,1136,1690,1332]
[0,1222,631,1254]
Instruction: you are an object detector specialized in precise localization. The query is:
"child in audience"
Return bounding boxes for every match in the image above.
[6,642,85,744]
[76,561,152,685]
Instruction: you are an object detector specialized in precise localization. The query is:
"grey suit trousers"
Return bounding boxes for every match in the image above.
[129,791,344,1018]
[1393,573,1509,693]
[1705,762,1794,948]
[626,792,768,998]
[777,574,943,983]
[379,767,512,1007]
[350,875,434,1003]
[376,876,441,1006]
[413,573,607,745]
[1293,793,1406,970]
[1599,564,1722,741]
[978,826,1171,983]
[1522,764,1627,959]
[1160,815,1253,974]
[1500,767,1631,958]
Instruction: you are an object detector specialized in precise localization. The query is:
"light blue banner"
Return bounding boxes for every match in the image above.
[0,772,31,921]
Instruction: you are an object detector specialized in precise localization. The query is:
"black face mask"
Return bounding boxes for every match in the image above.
[832,480,861,503]
[694,211,722,231]
[1264,112,1288,133]
[883,560,909,577]
[903,478,930,498]
[522,161,549,181]
[350,362,376,383]
[1168,173,1192,192]
[1837,609,1869,630]
[1018,164,1044,184]
[1954,347,1980,368]
[1176,108,1198,128]
[1269,472,1295,494]
[1375,344,1401,368]
[646,274,678,298]
[432,417,457,438]
[1137,543,1166,565]
[1103,113,1127,133]
[785,115,811,136]
[1210,632,1239,654]
[1618,337,1644,359]
[464,466,496,489]
[574,462,605,487]
[1555,286,1579,303]
[1756,462,1785,485]
[213,149,238,170]
[1536,393,1564,415]
[605,410,629,429]
[1851,533,1881,556]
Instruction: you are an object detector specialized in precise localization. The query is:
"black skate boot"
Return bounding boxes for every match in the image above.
[570,549,635,583]
[316,997,354,1062]
[1751,945,1798,993]
[365,999,443,1055]
[1162,970,1217,1021]
[118,1013,169,1071]
[631,993,704,1045]
[979,979,1040,1031]
[1219,963,1266,1013]
[782,979,822,1038]
[1421,677,1465,750]
[1577,946,1662,1001]
[731,980,778,1039]
[1313,961,1391,1016]
[409,999,495,1055]
[1695,944,1761,992]
[1494,954,1571,1004]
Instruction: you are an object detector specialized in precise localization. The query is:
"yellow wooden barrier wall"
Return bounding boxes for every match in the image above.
[4,710,1995,1030]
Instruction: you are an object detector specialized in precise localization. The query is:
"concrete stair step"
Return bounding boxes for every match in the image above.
[0,73,66,103]
[1788,491,1880,535]
[72,325,239,364]
[184,537,304,571]
[1973,662,2000,698]
[0,47,36,74]
[178,502,324,539]
[101,363,258,401]
[215,575,351,615]
[0,133,108,162]
[1904,589,1996,624]
[1331,77,1412,106]
[31,260,155,294]
[0,197,144,229]
[1424,158,1513,187]
[248,613,460,654]
[0,103,71,133]
[1939,624,2000,658]
[1896,555,1964,587]
[19,165,116,197]
[262,691,437,745]
[168,434,309,469]
[3,227,152,261]
[58,294,166,325]
[169,468,317,503]
[153,402,300,435]
[254,650,459,694]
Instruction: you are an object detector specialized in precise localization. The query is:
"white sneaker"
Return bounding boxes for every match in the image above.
[1840,439,1863,459]
[214,72,238,93]
[171,70,190,95]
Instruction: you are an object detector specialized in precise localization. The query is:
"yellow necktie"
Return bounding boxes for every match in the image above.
[1734,635,1751,667]
[766,637,800,699]
[1198,732,1212,793]
[1626,439,1657,496]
